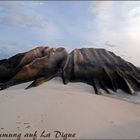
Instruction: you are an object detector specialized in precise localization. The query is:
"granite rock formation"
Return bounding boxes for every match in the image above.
[0,47,68,90]
[62,48,140,95]
[0,47,140,95]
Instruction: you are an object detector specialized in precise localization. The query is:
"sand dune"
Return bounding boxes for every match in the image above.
[0,77,140,139]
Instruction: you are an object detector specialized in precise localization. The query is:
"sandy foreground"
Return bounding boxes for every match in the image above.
[0,77,140,139]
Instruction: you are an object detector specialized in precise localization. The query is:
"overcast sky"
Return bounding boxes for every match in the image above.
[0,1,140,66]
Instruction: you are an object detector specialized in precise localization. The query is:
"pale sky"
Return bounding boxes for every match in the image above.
[0,1,140,66]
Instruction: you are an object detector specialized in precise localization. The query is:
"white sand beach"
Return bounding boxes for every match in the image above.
[0,77,140,139]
